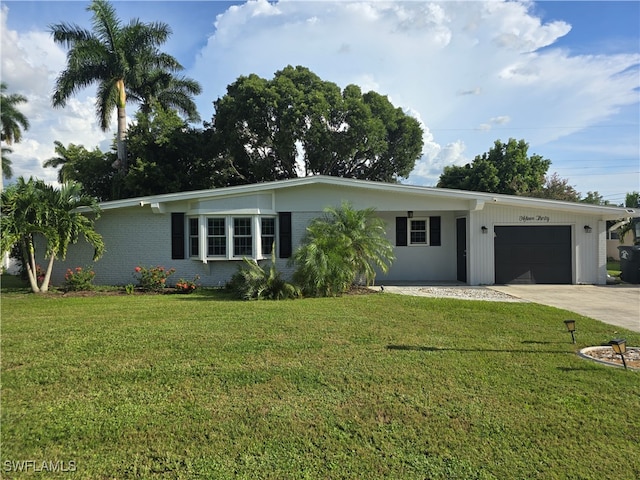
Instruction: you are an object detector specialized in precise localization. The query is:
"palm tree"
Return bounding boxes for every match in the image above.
[1,83,30,185]
[293,202,395,296]
[1,82,30,145]
[2,147,13,180]
[50,0,200,172]
[0,177,104,293]
[130,70,202,122]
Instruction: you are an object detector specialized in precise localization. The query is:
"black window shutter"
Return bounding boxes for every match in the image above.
[396,217,407,246]
[430,216,441,246]
[171,213,185,259]
[279,212,292,258]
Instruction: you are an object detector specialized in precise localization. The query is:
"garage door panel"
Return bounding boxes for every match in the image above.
[495,226,571,284]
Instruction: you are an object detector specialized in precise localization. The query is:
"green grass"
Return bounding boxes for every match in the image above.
[2,289,639,479]
[607,260,622,277]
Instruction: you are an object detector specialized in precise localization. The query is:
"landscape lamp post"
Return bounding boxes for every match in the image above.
[564,319,576,344]
[609,339,627,370]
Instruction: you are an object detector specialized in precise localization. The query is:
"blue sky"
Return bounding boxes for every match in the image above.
[1,0,638,204]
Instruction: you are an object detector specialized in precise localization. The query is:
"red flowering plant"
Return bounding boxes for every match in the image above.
[133,265,176,292]
[174,275,200,294]
[64,266,96,291]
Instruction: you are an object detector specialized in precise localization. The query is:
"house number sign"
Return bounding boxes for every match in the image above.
[519,215,550,222]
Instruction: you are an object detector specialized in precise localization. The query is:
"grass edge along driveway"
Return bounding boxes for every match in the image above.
[2,290,639,479]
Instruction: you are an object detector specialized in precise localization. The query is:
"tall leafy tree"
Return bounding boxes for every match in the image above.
[212,65,423,184]
[1,178,104,293]
[43,141,115,200]
[50,0,200,171]
[437,138,551,196]
[531,173,581,202]
[293,202,394,297]
[122,106,218,197]
[1,82,30,181]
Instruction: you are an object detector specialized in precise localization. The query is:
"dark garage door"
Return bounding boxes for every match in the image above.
[494,226,572,284]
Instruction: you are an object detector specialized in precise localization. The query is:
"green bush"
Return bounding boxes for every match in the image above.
[64,266,96,291]
[227,253,299,300]
[133,265,175,292]
[293,202,394,296]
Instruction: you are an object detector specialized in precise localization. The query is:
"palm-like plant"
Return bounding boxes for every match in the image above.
[50,0,200,171]
[2,147,13,180]
[1,83,30,183]
[1,82,30,145]
[228,248,300,300]
[293,202,395,296]
[0,177,104,293]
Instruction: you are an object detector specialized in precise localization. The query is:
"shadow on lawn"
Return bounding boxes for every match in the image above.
[386,344,572,355]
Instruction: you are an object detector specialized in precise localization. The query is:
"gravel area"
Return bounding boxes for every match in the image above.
[372,285,524,302]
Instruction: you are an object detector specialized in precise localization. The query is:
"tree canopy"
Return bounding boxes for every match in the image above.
[437,138,551,196]
[213,65,424,183]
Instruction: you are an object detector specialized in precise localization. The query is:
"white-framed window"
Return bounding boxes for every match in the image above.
[207,218,227,256]
[261,217,275,255]
[233,217,253,257]
[409,218,428,245]
[190,215,277,261]
[189,217,199,257]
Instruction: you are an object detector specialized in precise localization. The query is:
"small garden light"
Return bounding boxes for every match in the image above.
[609,338,627,370]
[564,319,576,344]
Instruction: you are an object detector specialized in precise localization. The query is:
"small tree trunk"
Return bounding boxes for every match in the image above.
[22,239,40,293]
[40,254,56,293]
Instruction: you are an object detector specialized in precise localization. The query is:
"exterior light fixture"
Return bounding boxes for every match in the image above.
[609,338,627,369]
[584,225,592,233]
[564,319,576,344]
[408,211,414,218]
[481,226,488,234]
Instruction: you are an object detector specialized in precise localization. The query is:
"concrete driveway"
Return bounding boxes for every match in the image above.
[489,284,640,333]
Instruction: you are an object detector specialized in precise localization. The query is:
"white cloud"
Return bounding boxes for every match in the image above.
[1,5,113,185]
[190,0,638,193]
[2,1,638,202]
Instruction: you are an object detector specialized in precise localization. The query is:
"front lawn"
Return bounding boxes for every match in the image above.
[2,290,638,479]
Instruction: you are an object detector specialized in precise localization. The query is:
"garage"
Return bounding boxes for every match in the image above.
[494,226,572,284]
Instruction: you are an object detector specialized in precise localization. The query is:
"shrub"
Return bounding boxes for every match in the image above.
[133,265,176,292]
[175,275,200,294]
[227,252,299,300]
[64,266,96,291]
[292,202,394,296]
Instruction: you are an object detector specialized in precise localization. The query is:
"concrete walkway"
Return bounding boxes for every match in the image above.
[489,284,640,333]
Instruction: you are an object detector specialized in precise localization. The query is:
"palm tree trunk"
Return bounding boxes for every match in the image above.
[116,79,127,172]
[40,254,56,293]
[117,105,127,172]
[22,238,40,293]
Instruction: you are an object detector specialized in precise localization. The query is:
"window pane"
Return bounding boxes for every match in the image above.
[410,219,427,244]
[234,237,252,256]
[208,218,225,236]
[190,237,199,256]
[189,218,199,256]
[234,218,252,236]
[189,218,198,236]
[207,218,226,256]
[261,218,275,255]
[208,237,226,256]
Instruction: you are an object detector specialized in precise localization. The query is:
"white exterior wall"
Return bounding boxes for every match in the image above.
[468,204,607,285]
[44,180,624,287]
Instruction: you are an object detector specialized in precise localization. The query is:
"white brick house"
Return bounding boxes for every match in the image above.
[48,176,637,287]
